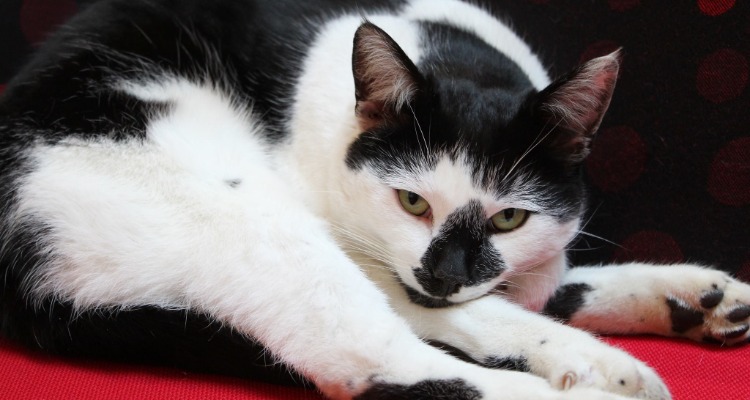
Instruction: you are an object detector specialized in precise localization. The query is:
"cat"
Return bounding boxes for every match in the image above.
[1,0,749,399]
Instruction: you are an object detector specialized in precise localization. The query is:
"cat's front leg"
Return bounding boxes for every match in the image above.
[387,288,670,400]
[545,264,750,345]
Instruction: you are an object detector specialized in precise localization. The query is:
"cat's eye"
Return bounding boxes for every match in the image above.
[489,208,528,232]
[397,190,430,217]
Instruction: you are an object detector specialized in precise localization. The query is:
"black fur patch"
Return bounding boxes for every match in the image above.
[1,299,309,387]
[666,298,704,333]
[355,378,481,400]
[1,0,406,143]
[427,340,529,372]
[484,356,530,372]
[542,283,593,322]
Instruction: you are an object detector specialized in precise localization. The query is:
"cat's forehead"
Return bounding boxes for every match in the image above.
[387,155,495,208]
[379,152,541,219]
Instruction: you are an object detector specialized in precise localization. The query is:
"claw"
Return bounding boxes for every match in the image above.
[562,372,577,390]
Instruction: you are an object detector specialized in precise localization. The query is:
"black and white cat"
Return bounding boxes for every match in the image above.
[1,0,749,399]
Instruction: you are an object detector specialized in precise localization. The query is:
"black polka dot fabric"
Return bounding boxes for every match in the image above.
[1,0,748,280]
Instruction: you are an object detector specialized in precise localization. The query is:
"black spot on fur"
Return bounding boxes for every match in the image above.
[542,283,593,322]
[484,356,530,372]
[727,305,750,323]
[225,179,242,188]
[427,340,529,372]
[699,289,724,309]
[666,298,704,333]
[355,378,481,400]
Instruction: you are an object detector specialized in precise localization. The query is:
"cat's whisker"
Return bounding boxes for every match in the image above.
[502,119,560,183]
[327,224,413,268]
[576,230,623,249]
[408,103,431,160]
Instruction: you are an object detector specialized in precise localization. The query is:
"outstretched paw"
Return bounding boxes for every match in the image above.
[535,336,670,400]
[665,269,750,345]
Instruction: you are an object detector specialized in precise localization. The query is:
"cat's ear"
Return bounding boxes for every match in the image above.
[352,21,423,131]
[535,50,621,164]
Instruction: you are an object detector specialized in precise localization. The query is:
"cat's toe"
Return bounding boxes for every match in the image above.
[677,273,750,345]
[541,340,669,399]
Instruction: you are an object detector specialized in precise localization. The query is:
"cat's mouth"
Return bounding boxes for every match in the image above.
[398,274,500,308]
[402,284,456,308]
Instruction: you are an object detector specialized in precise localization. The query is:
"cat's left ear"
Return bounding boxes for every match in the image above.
[352,22,424,131]
[535,50,621,164]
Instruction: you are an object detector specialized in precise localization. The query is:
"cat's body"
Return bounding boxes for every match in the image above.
[1,0,749,399]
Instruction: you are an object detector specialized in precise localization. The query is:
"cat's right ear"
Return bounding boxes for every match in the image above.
[352,22,424,131]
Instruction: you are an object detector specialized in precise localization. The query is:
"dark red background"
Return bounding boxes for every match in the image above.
[1,0,749,399]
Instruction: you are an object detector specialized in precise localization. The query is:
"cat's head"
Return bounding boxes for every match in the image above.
[340,22,619,310]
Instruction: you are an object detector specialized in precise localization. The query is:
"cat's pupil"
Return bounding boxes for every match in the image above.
[408,192,420,205]
[503,209,516,221]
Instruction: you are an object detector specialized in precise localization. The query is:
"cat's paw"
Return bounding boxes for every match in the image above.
[664,269,750,345]
[536,338,670,400]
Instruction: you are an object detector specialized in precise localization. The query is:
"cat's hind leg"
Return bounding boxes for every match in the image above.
[545,263,750,345]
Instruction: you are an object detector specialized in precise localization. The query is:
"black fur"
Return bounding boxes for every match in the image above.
[484,356,531,372]
[542,283,594,322]
[427,340,530,372]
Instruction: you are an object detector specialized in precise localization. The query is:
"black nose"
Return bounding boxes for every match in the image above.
[428,244,470,297]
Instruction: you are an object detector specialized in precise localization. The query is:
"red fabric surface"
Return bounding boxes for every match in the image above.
[1,337,748,400]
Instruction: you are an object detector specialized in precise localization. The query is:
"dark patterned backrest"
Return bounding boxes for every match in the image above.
[1,0,748,280]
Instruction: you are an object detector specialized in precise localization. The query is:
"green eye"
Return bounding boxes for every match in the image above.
[490,208,528,232]
[397,190,430,217]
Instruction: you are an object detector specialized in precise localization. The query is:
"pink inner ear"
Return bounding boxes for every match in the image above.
[356,100,385,131]
[545,51,621,136]
[353,23,419,111]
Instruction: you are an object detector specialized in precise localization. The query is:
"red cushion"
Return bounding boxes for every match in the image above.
[1,337,748,399]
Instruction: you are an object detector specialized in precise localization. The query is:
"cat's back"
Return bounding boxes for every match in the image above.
[0,0,406,141]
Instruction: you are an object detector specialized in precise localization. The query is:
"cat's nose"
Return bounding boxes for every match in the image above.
[431,246,470,296]
[432,275,463,297]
